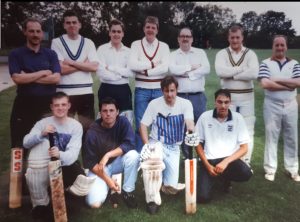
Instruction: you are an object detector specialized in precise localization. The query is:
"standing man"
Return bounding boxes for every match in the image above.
[129,16,170,152]
[96,19,134,125]
[195,89,253,203]
[258,35,300,182]
[215,25,259,164]
[9,17,60,151]
[169,27,210,160]
[23,92,95,220]
[140,76,194,213]
[51,10,99,134]
[83,97,139,209]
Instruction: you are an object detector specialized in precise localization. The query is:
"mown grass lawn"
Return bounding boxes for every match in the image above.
[0,49,300,222]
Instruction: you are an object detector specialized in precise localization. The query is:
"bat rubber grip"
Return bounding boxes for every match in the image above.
[48,133,58,161]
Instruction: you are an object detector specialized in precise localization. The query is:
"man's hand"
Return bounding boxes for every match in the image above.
[214,160,229,174]
[191,64,201,70]
[63,59,75,66]
[185,132,200,147]
[107,177,120,192]
[206,164,218,177]
[140,144,151,162]
[49,146,60,159]
[42,125,56,136]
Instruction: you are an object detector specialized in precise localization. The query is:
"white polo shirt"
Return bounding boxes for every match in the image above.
[169,47,210,93]
[258,57,300,102]
[195,109,250,159]
[96,42,134,85]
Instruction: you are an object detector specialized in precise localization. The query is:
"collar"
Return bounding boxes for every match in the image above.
[270,56,291,62]
[178,47,195,54]
[108,41,125,51]
[142,37,158,48]
[212,108,233,122]
[228,45,246,54]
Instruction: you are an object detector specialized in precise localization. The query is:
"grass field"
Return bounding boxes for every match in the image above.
[1,49,300,222]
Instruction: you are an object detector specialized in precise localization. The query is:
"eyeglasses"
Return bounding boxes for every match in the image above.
[111,30,122,34]
[179,35,192,39]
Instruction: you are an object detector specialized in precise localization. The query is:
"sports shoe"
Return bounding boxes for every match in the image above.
[287,172,300,182]
[31,204,53,221]
[146,201,160,214]
[109,192,120,208]
[264,173,275,181]
[161,183,185,195]
[122,190,137,209]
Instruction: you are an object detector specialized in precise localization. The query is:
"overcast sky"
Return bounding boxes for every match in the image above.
[199,2,300,35]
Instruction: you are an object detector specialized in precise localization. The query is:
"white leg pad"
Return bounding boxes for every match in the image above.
[68,174,96,196]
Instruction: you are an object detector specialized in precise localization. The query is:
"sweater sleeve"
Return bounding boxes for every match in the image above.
[23,120,46,149]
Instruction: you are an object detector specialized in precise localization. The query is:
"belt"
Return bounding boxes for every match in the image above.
[135,78,163,82]
[178,92,203,96]
[227,88,253,94]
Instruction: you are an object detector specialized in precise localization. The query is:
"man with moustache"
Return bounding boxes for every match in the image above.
[129,16,170,152]
[169,27,210,160]
[258,35,300,182]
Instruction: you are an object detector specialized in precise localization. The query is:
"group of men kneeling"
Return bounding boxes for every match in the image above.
[23,75,252,218]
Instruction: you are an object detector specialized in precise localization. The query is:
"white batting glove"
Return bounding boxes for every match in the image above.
[184,132,200,147]
[140,144,152,162]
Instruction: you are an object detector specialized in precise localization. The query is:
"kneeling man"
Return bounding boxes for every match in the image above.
[195,89,253,203]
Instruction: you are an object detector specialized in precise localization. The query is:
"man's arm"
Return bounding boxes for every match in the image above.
[63,59,99,73]
[215,50,243,78]
[11,70,52,85]
[259,78,293,91]
[139,123,149,144]
[214,143,248,174]
[233,51,259,81]
[196,143,218,177]
[23,121,47,148]
[35,72,60,84]
[273,77,300,88]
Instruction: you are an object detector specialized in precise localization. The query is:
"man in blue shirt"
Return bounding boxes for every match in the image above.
[9,17,60,148]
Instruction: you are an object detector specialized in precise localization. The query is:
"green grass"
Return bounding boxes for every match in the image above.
[1,49,300,222]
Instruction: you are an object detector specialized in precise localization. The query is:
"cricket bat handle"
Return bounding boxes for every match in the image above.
[48,133,58,161]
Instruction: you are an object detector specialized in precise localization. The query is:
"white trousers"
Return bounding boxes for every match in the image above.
[263,97,299,174]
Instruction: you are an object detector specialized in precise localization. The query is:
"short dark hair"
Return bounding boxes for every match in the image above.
[144,16,159,29]
[99,97,119,111]
[51,92,69,103]
[228,24,244,36]
[63,10,80,22]
[214,89,231,100]
[160,76,178,90]
[22,17,42,31]
[109,19,125,32]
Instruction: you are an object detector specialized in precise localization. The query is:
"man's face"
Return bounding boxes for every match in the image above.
[163,83,177,105]
[51,97,71,119]
[63,16,81,37]
[228,30,243,51]
[23,21,43,47]
[143,22,158,42]
[272,37,287,59]
[215,94,231,118]
[109,24,124,45]
[100,104,119,127]
[178,29,193,51]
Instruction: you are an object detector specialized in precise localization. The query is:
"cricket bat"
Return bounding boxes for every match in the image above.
[110,173,122,208]
[48,133,67,222]
[9,147,23,208]
[185,138,197,214]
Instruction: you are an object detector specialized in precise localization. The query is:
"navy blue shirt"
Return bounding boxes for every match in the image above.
[83,116,135,170]
[8,46,61,96]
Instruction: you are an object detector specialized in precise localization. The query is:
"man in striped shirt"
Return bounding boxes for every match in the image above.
[140,76,194,200]
[215,25,259,165]
[258,35,300,182]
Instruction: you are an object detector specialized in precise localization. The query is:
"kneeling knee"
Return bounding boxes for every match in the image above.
[89,202,102,209]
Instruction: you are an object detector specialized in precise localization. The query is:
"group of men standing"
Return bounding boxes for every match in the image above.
[7,9,300,219]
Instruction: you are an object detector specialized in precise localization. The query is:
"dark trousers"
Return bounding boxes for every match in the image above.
[62,160,85,189]
[198,158,252,202]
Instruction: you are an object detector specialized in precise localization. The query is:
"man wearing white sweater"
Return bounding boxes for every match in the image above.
[215,25,259,164]
[129,16,170,152]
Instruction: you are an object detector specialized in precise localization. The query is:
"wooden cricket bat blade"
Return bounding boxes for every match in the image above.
[9,147,23,208]
[185,158,197,214]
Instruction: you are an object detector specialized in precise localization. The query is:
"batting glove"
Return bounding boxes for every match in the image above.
[140,144,152,162]
[184,132,200,147]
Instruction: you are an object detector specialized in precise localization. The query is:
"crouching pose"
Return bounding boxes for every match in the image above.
[23,92,95,219]
[83,97,139,209]
[140,76,194,214]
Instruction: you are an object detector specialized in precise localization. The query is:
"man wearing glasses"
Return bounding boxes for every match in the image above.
[169,27,210,160]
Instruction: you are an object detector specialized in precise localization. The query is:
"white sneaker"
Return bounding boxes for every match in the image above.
[290,173,300,182]
[264,173,275,181]
[176,183,186,190]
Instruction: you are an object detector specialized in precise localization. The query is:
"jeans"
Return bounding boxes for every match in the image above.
[198,158,252,202]
[134,87,162,152]
[177,92,206,159]
[86,150,139,206]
